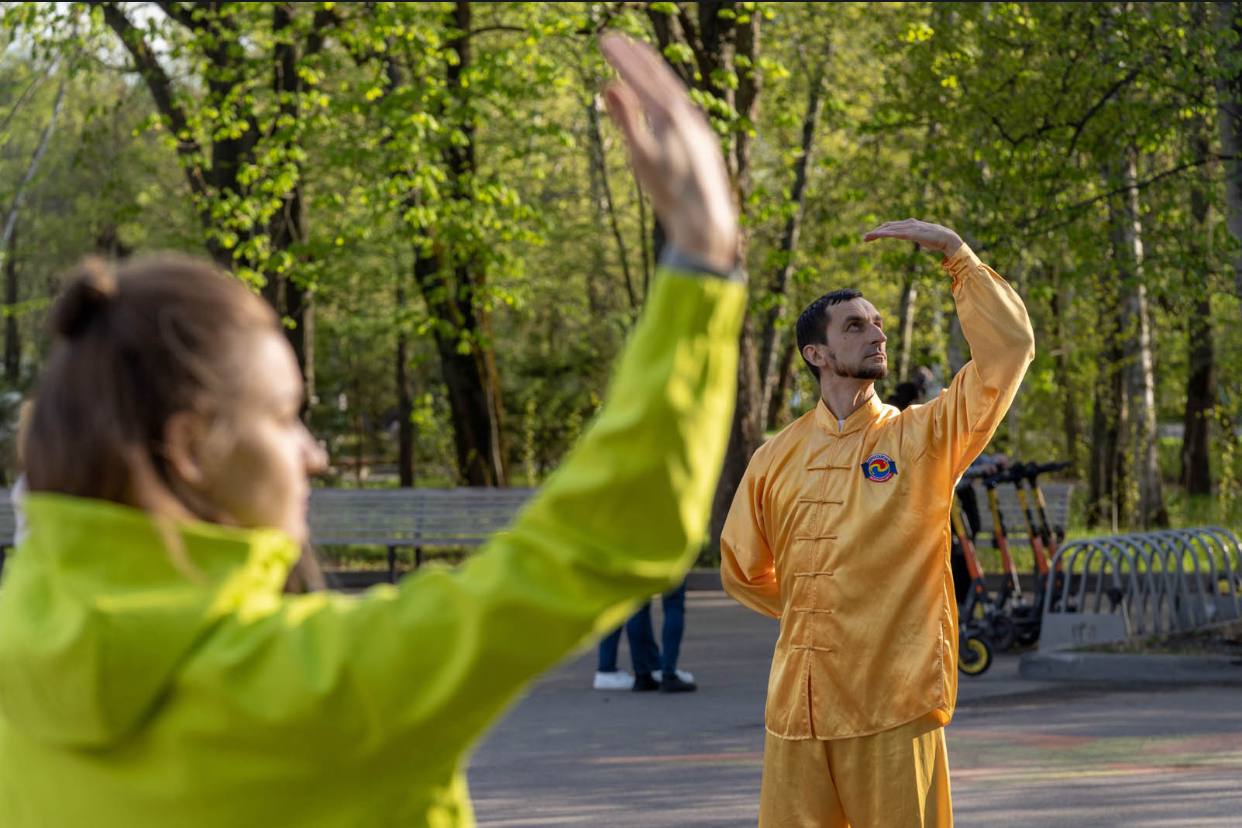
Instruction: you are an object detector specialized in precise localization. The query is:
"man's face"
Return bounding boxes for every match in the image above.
[809,297,888,381]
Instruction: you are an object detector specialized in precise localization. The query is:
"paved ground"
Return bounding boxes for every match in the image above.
[469,593,1242,827]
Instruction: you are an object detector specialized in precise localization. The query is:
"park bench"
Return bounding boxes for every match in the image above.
[0,481,1073,582]
[0,487,536,583]
[307,487,535,582]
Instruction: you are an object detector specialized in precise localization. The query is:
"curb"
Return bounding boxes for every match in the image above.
[327,567,725,591]
[1019,651,1242,685]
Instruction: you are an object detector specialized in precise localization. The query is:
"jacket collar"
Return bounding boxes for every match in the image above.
[19,493,299,593]
[814,393,885,437]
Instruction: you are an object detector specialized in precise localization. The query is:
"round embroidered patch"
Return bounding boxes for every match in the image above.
[861,453,898,482]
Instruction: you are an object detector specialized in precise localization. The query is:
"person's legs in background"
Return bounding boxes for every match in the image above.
[658,579,695,692]
[593,625,634,690]
[625,600,662,691]
[621,581,698,693]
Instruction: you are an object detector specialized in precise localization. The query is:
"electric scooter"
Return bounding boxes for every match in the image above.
[982,466,1045,646]
[1020,460,1076,609]
[951,493,1015,657]
[952,505,995,677]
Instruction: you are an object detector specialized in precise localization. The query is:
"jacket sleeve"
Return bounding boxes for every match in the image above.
[190,268,746,761]
[719,455,782,618]
[916,244,1035,479]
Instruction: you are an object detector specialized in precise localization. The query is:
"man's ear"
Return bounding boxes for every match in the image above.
[163,410,210,487]
[802,343,828,374]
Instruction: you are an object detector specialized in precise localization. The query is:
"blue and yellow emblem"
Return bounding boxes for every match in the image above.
[861,453,897,482]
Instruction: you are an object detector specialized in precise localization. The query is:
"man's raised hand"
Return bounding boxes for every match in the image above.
[863,219,964,259]
[600,34,738,275]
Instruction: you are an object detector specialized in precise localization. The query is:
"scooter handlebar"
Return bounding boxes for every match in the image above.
[983,466,1025,488]
[1030,460,1071,477]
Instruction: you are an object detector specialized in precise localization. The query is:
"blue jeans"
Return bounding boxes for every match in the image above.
[595,579,687,675]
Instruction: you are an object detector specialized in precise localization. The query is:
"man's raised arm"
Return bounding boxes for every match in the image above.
[865,219,1035,476]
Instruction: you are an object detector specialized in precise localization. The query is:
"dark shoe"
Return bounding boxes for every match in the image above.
[631,672,660,692]
[659,673,697,693]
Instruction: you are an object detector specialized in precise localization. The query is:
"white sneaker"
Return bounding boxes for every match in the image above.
[651,669,694,683]
[593,670,635,690]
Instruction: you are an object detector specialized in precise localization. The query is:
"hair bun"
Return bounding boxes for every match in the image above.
[51,257,119,339]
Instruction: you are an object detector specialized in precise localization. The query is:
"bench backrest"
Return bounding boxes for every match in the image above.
[307,488,534,547]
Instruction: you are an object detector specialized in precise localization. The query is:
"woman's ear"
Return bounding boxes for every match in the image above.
[163,410,210,487]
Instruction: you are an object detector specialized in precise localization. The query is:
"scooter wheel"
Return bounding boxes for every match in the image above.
[959,634,993,676]
[987,615,1016,652]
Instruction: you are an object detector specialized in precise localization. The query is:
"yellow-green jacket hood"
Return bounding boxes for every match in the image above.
[0,494,298,748]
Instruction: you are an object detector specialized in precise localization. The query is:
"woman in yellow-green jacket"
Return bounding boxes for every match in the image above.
[0,36,745,827]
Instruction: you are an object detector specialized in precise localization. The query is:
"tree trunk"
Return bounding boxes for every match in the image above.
[382,11,507,487]
[1087,360,1126,532]
[267,3,314,401]
[104,2,320,384]
[0,74,65,264]
[1115,152,1167,528]
[1215,0,1242,299]
[646,1,765,551]
[758,63,825,415]
[438,1,507,486]
[395,272,415,488]
[0,73,66,389]
[894,247,920,381]
[1181,122,1216,495]
[713,5,765,554]
[766,331,797,431]
[412,247,503,486]
[585,93,638,312]
[4,224,18,384]
[1086,255,1128,532]
[1048,284,1080,472]
[712,312,764,554]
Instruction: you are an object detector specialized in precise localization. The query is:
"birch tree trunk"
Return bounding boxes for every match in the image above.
[1113,152,1167,527]
[758,61,826,416]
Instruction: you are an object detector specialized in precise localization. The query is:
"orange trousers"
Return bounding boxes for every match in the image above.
[758,715,952,827]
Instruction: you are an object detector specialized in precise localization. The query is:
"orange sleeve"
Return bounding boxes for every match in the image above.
[720,456,782,618]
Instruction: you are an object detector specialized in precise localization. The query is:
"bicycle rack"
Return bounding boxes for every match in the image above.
[1039,527,1242,651]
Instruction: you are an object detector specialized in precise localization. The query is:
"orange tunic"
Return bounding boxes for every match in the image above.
[721,243,1035,740]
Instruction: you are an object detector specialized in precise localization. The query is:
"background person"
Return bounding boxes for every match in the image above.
[594,579,697,693]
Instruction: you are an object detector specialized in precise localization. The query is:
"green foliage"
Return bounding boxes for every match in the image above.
[0,2,1236,537]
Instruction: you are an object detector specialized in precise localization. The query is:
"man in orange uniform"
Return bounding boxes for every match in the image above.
[721,219,1035,827]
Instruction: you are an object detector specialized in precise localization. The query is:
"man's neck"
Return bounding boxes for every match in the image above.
[820,379,876,424]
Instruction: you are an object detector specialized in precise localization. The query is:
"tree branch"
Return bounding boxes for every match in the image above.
[0,66,49,140]
[1066,64,1142,156]
[306,5,344,57]
[1005,155,1234,242]
[99,2,210,203]
[1,74,65,259]
[154,1,204,33]
[469,25,526,36]
[576,2,631,35]
[645,6,694,87]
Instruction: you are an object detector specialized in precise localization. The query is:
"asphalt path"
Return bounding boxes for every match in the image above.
[469,593,1242,827]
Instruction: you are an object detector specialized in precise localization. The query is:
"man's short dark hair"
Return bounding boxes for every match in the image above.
[795,288,863,381]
